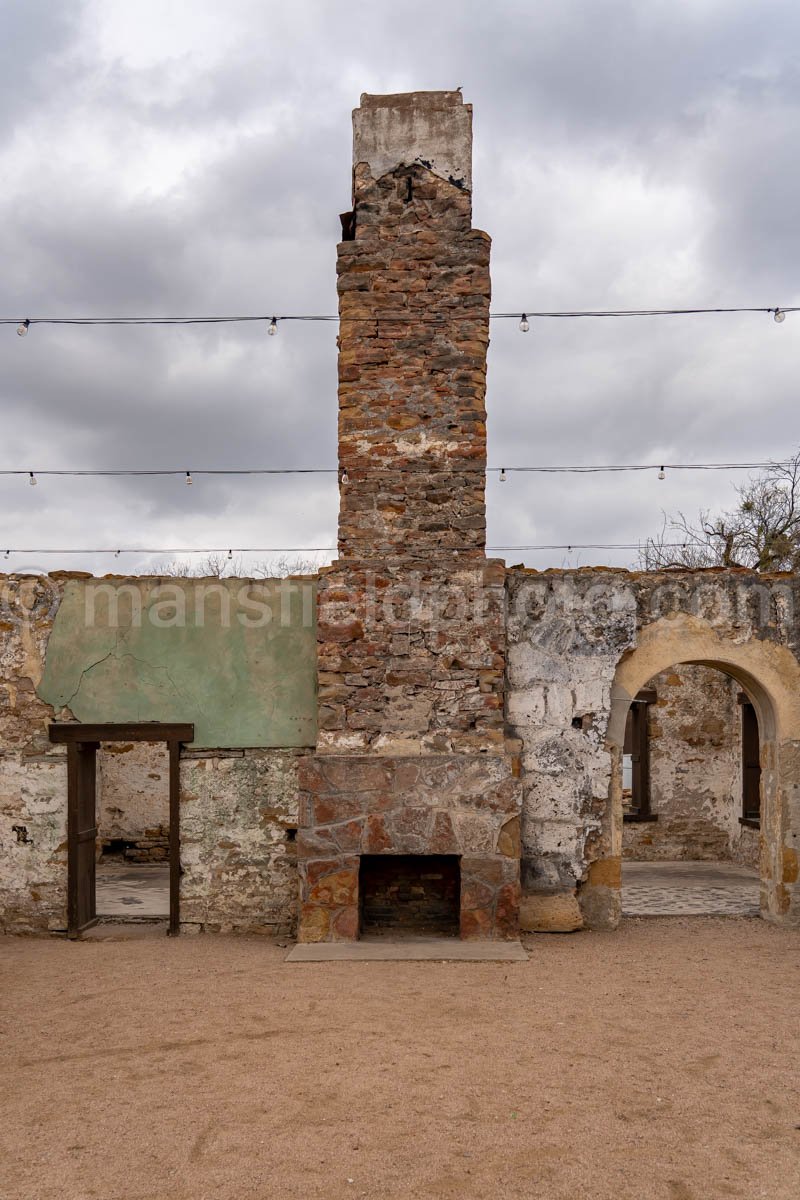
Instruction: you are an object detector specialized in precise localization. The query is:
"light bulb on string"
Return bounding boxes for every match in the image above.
[268,317,278,336]
[114,550,121,558]
[500,468,507,482]
[774,308,786,323]
[227,549,233,560]
[17,319,30,337]
[518,313,530,333]
[340,469,349,486]
[28,472,37,487]
[4,550,9,560]
[185,471,193,486]
[658,467,666,481]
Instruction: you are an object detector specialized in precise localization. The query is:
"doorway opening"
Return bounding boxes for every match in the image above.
[48,722,193,937]
[359,854,461,938]
[620,665,760,917]
[95,741,171,923]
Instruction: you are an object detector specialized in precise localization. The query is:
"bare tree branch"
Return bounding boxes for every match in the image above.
[640,451,800,573]
[149,552,323,578]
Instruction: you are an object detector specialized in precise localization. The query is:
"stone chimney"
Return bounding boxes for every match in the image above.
[337,90,490,559]
[296,93,521,943]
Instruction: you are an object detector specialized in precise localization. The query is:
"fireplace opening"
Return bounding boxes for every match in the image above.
[359,855,460,937]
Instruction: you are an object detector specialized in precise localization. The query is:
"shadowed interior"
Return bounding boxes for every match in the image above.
[359,855,461,936]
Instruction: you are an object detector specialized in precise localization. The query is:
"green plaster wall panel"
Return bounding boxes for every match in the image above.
[38,578,317,748]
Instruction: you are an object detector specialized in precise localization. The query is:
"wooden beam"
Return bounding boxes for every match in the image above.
[49,722,194,745]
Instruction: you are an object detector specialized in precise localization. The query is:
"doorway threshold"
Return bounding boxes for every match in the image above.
[80,921,169,940]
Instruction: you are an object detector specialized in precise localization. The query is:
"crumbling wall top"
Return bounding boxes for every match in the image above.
[353,90,472,191]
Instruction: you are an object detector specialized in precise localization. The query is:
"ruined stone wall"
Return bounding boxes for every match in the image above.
[0,574,68,932]
[506,567,800,930]
[180,749,300,936]
[622,665,759,868]
[97,741,170,846]
[0,572,311,935]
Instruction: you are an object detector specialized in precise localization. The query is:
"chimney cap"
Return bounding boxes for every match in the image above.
[353,90,472,192]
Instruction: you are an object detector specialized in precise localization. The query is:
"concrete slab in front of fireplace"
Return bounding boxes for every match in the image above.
[296,753,522,942]
[286,939,528,962]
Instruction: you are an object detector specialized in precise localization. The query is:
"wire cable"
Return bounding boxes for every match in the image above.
[0,542,701,557]
[2,306,798,328]
[0,460,788,480]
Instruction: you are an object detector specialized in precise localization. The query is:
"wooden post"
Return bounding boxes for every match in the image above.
[168,740,181,936]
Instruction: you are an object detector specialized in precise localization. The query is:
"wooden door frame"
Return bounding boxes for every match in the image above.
[49,722,194,938]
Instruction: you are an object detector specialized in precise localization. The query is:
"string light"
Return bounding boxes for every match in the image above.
[28,472,36,487]
[0,542,725,557]
[774,308,786,324]
[518,314,530,333]
[2,305,797,331]
[2,459,787,482]
[340,468,349,486]
[658,466,666,480]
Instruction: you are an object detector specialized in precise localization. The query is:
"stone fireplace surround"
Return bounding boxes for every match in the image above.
[297,753,521,941]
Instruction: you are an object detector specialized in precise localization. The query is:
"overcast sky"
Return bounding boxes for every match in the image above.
[1,0,798,576]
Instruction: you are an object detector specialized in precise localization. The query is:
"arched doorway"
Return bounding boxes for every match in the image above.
[582,614,800,929]
[620,664,760,916]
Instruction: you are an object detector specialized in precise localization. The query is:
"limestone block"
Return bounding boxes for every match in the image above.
[519,891,583,933]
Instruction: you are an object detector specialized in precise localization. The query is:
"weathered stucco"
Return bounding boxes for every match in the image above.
[1,574,68,932]
[38,577,317,748]
[352,90,472,191]
[0,573,314,933]
[507,568,800,931]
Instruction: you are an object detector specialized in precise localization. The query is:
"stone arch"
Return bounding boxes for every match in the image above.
[582,613,800,929]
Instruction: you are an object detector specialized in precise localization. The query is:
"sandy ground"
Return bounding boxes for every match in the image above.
[2,918,799,1200]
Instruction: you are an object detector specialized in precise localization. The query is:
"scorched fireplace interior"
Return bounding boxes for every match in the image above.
[359,855,461,937]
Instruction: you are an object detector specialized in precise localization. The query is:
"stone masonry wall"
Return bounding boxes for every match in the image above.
[297,92,522,942]
[0,573,306,936]
[0,574,68,933]
[622,664,759,869]
[180,749,301,936]
[337,94,490,559]
[297,753,520,941]
[97,741,170,847]
[506,567,800,930]
[316,558,507,756]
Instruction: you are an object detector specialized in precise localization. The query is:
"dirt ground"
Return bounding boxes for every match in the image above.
[2,918,799,1200]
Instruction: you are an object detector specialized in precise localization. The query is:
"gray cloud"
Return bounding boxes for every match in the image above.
[1,0,798,575]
